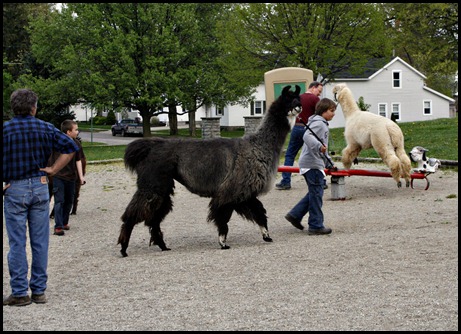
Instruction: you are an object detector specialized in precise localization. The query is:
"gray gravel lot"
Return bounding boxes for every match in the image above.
[3,162,458,331]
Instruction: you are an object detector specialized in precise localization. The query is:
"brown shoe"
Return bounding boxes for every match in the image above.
[54,228,65,236]
[3,295,32,307]
[31,293,47,304]
[63,224,70,231]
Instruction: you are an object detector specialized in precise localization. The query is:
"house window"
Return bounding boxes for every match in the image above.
[423,100,432,115]
[392,70,401,88]
[391,103,401,121]
[378,103,387,117]
[251,100,266,115]
[215,106,224,116]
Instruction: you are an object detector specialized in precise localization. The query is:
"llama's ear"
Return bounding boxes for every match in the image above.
[295,85,300,95]
[282,85,291,95]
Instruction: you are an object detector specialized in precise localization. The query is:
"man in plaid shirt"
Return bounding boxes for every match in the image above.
[3,89,79,307]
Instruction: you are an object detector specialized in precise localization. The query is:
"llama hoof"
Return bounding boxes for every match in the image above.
[397,181,402,188]
[161,247,171,251]
[263,236,273,242]
[221,245,230,250]
[406,181,410,188]
[120,250,128,257]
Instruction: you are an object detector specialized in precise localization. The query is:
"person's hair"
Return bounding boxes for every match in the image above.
[315,98,336,115]
[61,119,77,133]
[10,89,38,116]
[308,81,323,89]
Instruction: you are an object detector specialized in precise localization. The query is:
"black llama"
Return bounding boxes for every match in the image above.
[118,85,301,257]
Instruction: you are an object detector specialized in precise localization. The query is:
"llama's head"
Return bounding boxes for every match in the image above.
[332,83,348,102]
[279,85,302,117]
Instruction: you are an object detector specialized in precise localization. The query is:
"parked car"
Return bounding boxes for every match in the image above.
[111,119,143,137]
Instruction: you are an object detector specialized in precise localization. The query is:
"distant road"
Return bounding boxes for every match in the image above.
[78,130,137,145]
[79,126,173,145]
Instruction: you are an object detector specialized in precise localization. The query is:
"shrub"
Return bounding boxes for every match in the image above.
[91,116,108,125]
[106,110,116,125]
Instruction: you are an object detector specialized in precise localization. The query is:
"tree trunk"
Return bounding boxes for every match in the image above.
[139,109,152,137]
[168,103,178,135]
[189,110,196,137]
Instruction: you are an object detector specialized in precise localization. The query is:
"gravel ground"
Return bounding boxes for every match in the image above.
[3,162,458,331]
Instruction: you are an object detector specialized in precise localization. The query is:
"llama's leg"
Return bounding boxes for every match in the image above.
[118,220,136,258]
[341,143,362,169]
[145,194,173,251]
[377,150,403,187]
[396,147,412,187]
[234,197,272,243]
[208,200,233,249]
[118,190,166,257]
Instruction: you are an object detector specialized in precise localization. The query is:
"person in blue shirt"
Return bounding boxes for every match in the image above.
[284,98,336,235]
[3,89,79,307]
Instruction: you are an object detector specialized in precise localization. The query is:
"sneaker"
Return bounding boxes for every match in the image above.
[275,182,291,190]
[63,224,70,230]
[53,228,65,236]
[3,295,32,307]
[285,214,304,230]
[307,227,332,235]
[31,293,47,304]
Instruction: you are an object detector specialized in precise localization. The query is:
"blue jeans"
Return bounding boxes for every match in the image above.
[287,169,325,230]
[52,177,76,229]
[279,125,306,186]
[4,177,50,297]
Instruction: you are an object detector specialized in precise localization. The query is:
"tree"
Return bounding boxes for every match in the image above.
[218,3,392,83]
[3,3,53,79]
[383,3,458,96]
[23,3,254,136]
[356,96,371,111]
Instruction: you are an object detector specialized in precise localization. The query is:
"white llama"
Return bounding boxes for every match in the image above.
[332,83,412,188]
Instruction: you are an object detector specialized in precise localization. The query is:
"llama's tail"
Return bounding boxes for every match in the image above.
[124,138,155,172]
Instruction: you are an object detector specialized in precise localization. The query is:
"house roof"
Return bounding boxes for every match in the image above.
[334,57,388,79]
[330,57,454,102]
[423,86,455,103]
[334,56,427,81]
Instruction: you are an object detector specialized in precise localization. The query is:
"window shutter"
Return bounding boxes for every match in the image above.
[263,101,266,114]
[250,101,254,115]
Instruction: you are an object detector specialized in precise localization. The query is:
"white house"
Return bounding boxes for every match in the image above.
[321,56,456,129]
[71,57,455,129]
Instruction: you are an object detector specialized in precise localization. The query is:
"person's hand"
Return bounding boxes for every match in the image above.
[3,183,10,195]
[39,166,56,176]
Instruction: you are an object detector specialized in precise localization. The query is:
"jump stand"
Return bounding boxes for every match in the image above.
[277,166,431,200]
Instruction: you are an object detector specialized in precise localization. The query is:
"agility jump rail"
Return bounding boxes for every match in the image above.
[277,166,432,198]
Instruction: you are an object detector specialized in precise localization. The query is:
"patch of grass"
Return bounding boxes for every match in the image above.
[328,116,458,161]
[82,143,126,161]
[82,116,458,162]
